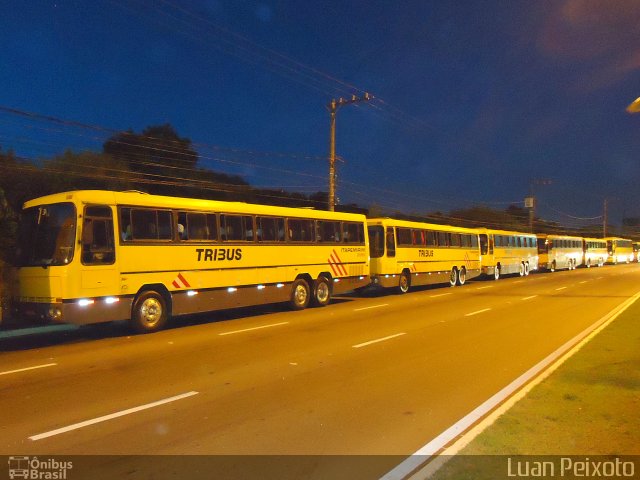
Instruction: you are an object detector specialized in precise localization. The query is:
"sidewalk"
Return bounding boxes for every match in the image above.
[427,296,640,479]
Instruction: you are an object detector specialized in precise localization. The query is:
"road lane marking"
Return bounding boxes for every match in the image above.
[475,286,493,290]
[513,280,525,284]
[555,286,567,291]
[596,276,603,280]
[353,304,389,312]
[579,281,588,284]
[0,363,57,376]
[29,391,199,441]
[464,308,491,317]
[218,322,289,336]
[352,333,406,349]
[521,295,538,301]
[383,289,640,480]
[429,293,452,298]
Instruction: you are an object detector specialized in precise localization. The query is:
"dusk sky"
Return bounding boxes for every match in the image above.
[2,1,640,229]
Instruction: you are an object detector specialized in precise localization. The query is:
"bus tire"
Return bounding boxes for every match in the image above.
[519,262,525,276]
[290,278,311,310]
[398,272,410,294]
[586,259,591,268]
[312,276,332,307]
[457,267,466,286]
[524,262,530,276]
[550,261,556,272]
[131,290,168,333]
[493,265,500,281]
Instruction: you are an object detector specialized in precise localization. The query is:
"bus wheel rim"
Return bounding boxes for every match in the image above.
[399,274,409,292]
[316,282,329,303]
[140,298,162,326]
[295,284,308,304]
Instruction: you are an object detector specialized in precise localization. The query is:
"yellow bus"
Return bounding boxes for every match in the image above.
[604,237,633,264]
[536,234,583,271]
[478,228,538,280]
[582,237,607,268]
[13,190,370,332]
[367,218,481,293]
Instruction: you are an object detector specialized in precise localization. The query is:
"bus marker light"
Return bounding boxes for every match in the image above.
[78,299,94,307]
[334,278,340,283]
[227,287,237,293]
[187,290,198,297]
[105,297,119,304]
[257,285,266,290]
[276,283,284,288]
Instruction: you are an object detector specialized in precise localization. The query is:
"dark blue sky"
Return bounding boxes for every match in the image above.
[2,1,640,228]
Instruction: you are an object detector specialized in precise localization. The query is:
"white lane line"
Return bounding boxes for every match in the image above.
[0,363,57,376]
[218,322,289,336]
[29,391,199,441]
[555,286,567,291]
[383,289,640,480]
[354,304,389,312]
[521,295,538,301]
[352,333,406,349]
[475,286,493,290]
[579,281,588,284]
[464,308,491,317]
[596,276,604,280]
[429,293,452,298]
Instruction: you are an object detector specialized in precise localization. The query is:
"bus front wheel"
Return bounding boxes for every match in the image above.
[131,291,168,333]
[398,272,410,294]
[290,279,311,310]
[312,276,332,307]
[493,266,500,280]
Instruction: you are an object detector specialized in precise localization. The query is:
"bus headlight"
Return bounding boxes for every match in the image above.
[47,307,62,321]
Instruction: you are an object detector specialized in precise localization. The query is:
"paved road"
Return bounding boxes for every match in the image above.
[1,264,638,476]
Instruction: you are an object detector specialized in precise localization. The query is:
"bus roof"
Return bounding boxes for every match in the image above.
[367,217,479,234]
[22,190,366,222]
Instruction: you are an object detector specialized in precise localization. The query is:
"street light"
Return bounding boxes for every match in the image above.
[626,97,640,114]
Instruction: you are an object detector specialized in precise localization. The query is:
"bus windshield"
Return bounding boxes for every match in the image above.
[17,203,76,267]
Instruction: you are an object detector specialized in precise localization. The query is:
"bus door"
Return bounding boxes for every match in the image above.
[479,233,493,258]
[386,227,396,257]
[80,206,118,295]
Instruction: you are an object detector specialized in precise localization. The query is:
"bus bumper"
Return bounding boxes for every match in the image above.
[13,298,131,325]
[370,274,400,289]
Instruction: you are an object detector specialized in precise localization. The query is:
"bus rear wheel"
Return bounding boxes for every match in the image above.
[131,290,168,333]
[493,266,500,280]
[312,276,331,307]
[519,262,525,276]
[290,279,311,310]
[457,267,466,286]
[524,262,530,276]
[449,268,458,287]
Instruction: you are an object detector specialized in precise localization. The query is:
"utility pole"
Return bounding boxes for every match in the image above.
[603,198,608,237]
[327,93,372,211]
[527,179,551,233]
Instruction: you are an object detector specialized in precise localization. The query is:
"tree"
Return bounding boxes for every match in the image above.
[103,124,199,196]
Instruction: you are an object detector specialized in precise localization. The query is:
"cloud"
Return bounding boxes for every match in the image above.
[536,0,640,91]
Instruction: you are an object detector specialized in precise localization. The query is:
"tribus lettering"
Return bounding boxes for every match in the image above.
[196,248,243,261]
